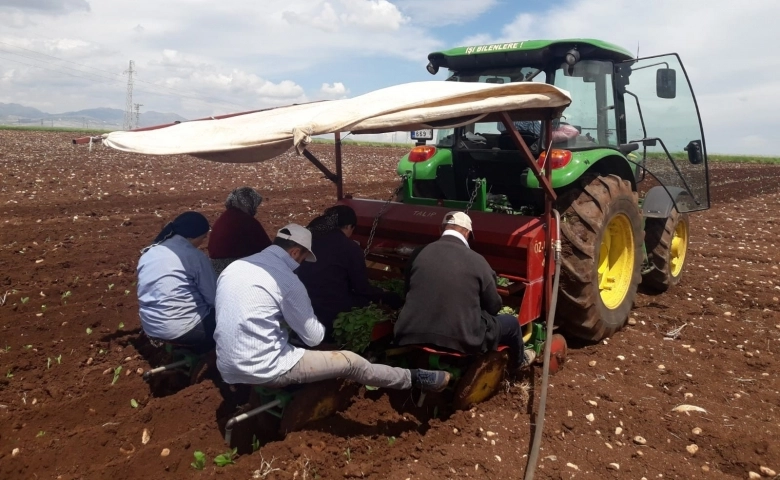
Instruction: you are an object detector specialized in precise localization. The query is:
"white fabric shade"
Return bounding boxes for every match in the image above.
[102,81,571,164]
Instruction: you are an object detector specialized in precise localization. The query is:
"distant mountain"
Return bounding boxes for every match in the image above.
[0,102,47,118]
[0,102,187,128]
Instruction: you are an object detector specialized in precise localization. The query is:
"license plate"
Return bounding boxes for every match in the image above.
[410,129,433,140]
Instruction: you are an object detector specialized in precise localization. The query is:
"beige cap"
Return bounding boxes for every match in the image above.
[276,224,317,262]
[442,211,473,236]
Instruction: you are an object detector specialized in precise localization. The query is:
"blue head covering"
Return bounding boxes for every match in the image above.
[143,211,210,253]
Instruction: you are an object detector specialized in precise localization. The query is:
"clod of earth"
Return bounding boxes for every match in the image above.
[634,436,647,445]
[686,444,699,455]
[760,466,777,476]
[142,428,150,445]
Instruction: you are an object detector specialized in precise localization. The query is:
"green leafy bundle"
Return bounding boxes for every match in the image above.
[333,304,389,353]
[370,277,405,298]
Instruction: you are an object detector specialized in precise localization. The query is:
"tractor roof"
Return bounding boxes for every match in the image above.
[428,39,634,71]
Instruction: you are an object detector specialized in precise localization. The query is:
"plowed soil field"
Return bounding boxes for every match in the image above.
[0,131,778,480]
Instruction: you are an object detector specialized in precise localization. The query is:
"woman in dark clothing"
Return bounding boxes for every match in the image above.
[208,186,272,276]
[298,205,402,338]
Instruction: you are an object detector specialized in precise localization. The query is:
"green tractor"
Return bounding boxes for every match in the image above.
[396,39,709,341]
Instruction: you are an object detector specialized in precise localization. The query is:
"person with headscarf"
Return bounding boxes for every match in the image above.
[136,211,217,354]
[208,186,272,276]
[297,205,403,339]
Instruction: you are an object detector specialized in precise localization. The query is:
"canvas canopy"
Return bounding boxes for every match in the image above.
[102,81,571,164]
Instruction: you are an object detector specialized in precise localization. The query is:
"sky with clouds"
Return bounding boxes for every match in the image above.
[0,0,777,154]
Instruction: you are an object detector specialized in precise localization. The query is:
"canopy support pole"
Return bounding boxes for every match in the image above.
[302,149,342,195]
[335,132,344,200]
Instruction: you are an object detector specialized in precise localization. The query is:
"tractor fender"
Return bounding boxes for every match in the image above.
[641,186,690,219]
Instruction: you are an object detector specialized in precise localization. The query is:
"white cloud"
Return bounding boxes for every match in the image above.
[320,82,349,97]
[395,0,498,27]
[0,0,90,14]
[282,0,408,32]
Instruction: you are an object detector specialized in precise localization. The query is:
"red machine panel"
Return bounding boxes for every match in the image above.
[342,198,552,325]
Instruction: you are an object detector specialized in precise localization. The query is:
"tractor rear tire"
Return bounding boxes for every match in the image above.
[555,174,643,341]
[642,208,690,292]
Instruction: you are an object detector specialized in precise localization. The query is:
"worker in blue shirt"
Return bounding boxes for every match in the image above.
[136,211,217,354]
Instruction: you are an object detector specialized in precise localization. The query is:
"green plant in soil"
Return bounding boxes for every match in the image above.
[496,277,510,287]
[191,451,207,470]
[213,448,237,467]
[499,306,517,315]
[112,366,122,385]
[333,304,389,353]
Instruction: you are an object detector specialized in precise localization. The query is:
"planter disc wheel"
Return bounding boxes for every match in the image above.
[642,208,690,291]
[278,380,357,434]
[546,334,568,375]
[556,174,644,341]
[452,350,509,410]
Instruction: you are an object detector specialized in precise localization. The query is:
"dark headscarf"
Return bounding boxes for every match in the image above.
[307,205,357,236]
[225,186,263,216]
[143,211,210,253]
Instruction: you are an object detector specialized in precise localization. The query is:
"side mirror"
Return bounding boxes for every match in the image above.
[656,68,677,99]
[684,140,704,164]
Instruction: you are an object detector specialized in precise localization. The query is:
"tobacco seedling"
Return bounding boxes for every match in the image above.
[3,345,9,352]
[252,435,260,452]
[118,322,124,330]
[36,431,45,438]
[496,277,510,287]
[124,290,130,296]
[191,451,206,470]
[213,448,237,467]
[55,354,62,364]
[5,369,12,378]
[111,366,122,385]
[387,436,396,446]
[333,304,389,353]
[61,291,71,304]
[130,399,138,408]
[20,297,29,304]
[107,284,114,291]
[23,345,32,349]
[86,327,92,335]
[40,304,46,312]
[343,448,351,463]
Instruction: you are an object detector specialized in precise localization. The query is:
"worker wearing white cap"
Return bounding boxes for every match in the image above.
[395,211,534,371]
[214,223,451,394]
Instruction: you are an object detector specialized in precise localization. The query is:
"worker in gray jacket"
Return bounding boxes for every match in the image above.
[395,212,533,370]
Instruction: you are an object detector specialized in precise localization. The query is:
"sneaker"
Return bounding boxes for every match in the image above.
[411,369,451,392]
[523,349,537,366]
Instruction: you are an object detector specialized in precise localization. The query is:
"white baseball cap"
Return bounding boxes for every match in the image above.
[442,211,473,237]
[276,224,317,262]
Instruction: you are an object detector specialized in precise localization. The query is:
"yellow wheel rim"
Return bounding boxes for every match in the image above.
[463,362,504,406]
[598,213,634,309]
[670,218,688,277]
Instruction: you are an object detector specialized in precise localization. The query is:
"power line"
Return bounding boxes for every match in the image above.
[0,40,249,110]
[123,60,135,130]
[0,54,249,111]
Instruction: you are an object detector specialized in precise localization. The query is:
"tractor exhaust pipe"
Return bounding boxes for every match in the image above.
[524,210,562,480]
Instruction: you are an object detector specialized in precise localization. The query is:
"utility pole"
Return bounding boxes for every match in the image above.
[133,103,143,128]
[123,60,135,130]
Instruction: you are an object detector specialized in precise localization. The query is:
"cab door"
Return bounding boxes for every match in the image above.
[615,54,709,212]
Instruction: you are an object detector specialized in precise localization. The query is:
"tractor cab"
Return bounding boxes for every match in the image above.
[398,39,709,218]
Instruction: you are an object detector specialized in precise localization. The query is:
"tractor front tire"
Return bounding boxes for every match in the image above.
[556,174,643,341]
[642,208,690,292]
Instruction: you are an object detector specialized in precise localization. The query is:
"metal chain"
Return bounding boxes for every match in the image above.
[464,178,483,215]
[364,175,407,258]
